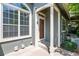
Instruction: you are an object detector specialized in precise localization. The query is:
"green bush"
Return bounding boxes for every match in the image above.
[76,31,79,37]
[64,38,71,42]
[61,41,77,52]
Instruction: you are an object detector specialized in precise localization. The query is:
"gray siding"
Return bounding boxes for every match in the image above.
[45,8,50,43]
[0,38,32,55]
[33,3,47,9]
[32,3,47,45]
[54,9,58,47]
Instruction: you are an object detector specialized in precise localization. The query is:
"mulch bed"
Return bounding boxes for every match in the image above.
[54,48,79,56]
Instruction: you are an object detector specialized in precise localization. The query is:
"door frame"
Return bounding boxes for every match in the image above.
[38,12,46,41]
[34,4,51,47]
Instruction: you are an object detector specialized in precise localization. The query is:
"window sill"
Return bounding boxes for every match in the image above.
[0,35,32,43]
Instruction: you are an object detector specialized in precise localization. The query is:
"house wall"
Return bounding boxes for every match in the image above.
[32,3,48,46]
[0,3,33,56]
[0,3,48,55]
[33,3,47,9]
[45,8,50,45]
[60,15,63,44]
[53,8,58,47]
[0,3,48,56]
[0,38,32,55]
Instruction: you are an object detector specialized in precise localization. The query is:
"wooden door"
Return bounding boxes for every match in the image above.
[39,19,44,39]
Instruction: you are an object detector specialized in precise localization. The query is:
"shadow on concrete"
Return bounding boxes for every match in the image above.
[39,40,50,53]
[0,44,4,56]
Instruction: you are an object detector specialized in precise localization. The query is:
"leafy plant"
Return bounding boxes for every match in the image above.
[76,27,79,37]
[61,40,77,52]
[68,3,79,12]
[76,31,79,37]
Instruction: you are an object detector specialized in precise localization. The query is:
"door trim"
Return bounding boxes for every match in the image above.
[38,12,46,41]
[34,4,50,47]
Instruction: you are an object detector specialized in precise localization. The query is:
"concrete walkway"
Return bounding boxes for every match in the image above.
[5,42,64,56]
[5,43,50,56]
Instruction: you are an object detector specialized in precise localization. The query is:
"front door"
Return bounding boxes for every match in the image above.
[39,19,44,39]
[38,13,45,39]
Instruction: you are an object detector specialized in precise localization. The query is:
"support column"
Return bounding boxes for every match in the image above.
[35,10,40,47]
[58,12,61,47]
[0,4,3,42]
[50,4,54,54]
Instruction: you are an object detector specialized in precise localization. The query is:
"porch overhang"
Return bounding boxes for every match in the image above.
[70,16,79,20]
[55,3,70,20]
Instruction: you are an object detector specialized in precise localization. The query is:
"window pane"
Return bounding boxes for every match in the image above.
[3,5,8,13]
[14,10,18,15]
[9,13,13,18]
[3,5,18,38]
[3,25,8,32]
[9,10,13,13]
[20,11,29,25]
[3,32,8,38]
[9,19,13,24]
[9,32,13,37]
[14,14,18,19]
[3,12,8,17]
[14,20,18,24]
[20,26,29,36]
[3,17,8,24]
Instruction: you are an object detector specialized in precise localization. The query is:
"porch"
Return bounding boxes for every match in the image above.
[34,3,79,56]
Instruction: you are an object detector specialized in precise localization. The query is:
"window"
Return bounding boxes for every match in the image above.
[20,11,29,36]
[10,3,29,10]
[3,5,18,38]
[3,4,31,39]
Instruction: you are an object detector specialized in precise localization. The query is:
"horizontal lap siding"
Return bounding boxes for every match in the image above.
[0,38,32,55]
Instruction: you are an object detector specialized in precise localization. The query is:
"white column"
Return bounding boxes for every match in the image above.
[18,10,20,37]
[50,4,54,54]
[35,11,39,47]
[0,4,3,42]
[58,12,61,47]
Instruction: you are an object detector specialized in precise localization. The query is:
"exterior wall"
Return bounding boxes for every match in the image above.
[53,8,58,47]
[0,3,33,56]
[33,3,47,9]
[45,8,50,45]
[60,15,63,44]
[32,3,49,46]
[0,3,49,55]
[0,38,32,55]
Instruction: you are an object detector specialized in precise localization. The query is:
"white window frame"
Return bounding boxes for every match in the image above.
[0,3,32,42]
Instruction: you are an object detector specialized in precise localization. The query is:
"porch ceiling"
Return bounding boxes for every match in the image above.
[70,15,79,20]
[40,7,50,14]
[55,3,70,20]
[63,3,79,20]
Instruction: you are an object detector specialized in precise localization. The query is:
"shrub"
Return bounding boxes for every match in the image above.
[76,31,79,37]
[61,41,77,52]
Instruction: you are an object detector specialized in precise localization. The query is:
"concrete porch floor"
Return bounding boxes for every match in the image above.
[5,42,50,56]
[5,42,64,56]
